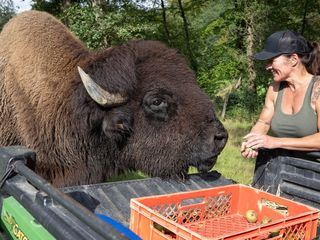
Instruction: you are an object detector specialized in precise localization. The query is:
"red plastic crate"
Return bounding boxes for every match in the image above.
[130,184,319,240]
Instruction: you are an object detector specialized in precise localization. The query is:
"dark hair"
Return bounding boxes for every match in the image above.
[299,41,320,75]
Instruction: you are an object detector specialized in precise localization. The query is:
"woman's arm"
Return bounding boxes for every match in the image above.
[274,133,320,151]
[241,84,276,158]
[249,83,277,134]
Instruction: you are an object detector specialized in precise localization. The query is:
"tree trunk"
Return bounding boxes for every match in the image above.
[221,95,229,120]
[160,0,171,43]
[177,0,197,70]
[221,77,242,120]
[245,19,256,91]
[301,0,309,35]
[63,0,70,7]
[92,0,103,7]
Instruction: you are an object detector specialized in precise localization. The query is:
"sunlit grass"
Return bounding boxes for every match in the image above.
[108,171,146,182]
[109,119,256,185]
[213,119,255,184]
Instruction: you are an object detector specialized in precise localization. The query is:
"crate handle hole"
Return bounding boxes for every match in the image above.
[181,197,204,206]
[153,222,176,238]
[262,198,288,216]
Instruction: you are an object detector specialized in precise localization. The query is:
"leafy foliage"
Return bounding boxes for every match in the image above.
[3,0,320,120]
[192,1,250,117]
[61,2,160,49]
[0,0,15,31]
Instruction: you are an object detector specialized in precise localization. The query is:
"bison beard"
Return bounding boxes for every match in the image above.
[0,11,228,187]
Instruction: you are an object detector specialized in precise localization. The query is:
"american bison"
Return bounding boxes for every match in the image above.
[0,11,227,187]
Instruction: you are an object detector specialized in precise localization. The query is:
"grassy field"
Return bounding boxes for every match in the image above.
[212,119,255,184]
[109,119,256,184]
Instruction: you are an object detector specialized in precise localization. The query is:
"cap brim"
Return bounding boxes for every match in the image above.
[254,51,281,60]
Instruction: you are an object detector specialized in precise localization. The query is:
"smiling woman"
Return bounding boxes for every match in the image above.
[241,30,320,156]
[239,30,320,208]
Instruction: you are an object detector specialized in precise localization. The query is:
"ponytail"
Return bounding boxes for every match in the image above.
[300,41,320,75]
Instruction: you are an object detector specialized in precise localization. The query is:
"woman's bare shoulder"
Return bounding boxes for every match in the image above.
[269,81,280,91]
[266,81,280,102]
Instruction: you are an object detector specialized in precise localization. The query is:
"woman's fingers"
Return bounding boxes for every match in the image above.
[241,133,262,158]
[251,151,259,158]
[244,134,265,148]
[241,141,247,152]
[243,132,258,139]
[241,145,258,158]
[246,139,263,149]
[246,149,258,158]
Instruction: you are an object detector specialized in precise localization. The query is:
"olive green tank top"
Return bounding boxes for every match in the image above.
[270,76,318,138]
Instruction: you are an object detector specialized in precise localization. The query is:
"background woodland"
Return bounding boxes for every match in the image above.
[1,0,320,121]
[1,0,320,183]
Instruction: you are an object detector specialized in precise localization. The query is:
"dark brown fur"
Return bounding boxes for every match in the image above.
[0,11,228,187]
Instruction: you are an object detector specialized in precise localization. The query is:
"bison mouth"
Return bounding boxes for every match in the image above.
[196,155,218,173]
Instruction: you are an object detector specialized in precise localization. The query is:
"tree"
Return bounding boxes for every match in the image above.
[0,0,15,31]
[60,1,160,49]
[176,0,196,70]
[160,0,171,43]
[20,0,320,119]
[191,0,249,116]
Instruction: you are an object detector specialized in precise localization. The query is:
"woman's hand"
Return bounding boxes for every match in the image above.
[241,133,279,158]
[243,133,278,150]
[240,141,259,158]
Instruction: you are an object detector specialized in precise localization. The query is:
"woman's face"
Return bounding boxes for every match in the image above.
[266,55,292,82]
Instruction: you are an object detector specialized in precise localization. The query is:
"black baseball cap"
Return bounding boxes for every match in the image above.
[254,30,312,60]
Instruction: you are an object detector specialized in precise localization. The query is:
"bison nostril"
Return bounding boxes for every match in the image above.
[214,131,228,150]
[215,129,228,141]
[215,131,227,140]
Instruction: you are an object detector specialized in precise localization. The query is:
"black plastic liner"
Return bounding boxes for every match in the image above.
[253,149,320,209]
[62,171,234,226]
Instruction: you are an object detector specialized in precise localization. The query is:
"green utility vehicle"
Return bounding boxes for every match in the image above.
[0,146,320,239]
[0,146,233,239]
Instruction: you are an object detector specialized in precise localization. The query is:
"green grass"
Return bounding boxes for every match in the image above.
[109,119,256,184]
[108,171,146,182]
[212,119,255,184]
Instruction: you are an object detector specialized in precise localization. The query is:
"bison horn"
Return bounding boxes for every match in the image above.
[77,66,127,106]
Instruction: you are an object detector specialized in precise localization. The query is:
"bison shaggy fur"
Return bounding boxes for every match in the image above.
[0,11,227,187]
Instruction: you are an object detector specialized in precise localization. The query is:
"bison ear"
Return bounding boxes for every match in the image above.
[77,66,128,107]
[102,108,133,143]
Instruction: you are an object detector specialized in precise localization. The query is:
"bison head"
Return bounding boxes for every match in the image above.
[0,11,226,186]
[77,40,228,180]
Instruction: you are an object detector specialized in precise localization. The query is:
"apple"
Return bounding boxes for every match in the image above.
[261,216,272,224]
[245,209,257,223]
[269,229,280,238]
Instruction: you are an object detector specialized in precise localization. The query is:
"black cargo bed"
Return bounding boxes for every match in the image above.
[0,146,234,239]
[62,171,234,226]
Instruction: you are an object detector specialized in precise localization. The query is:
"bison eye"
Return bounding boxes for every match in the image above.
[143,91,174,121]
[152,99,162,106]
[150,98,167,111]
